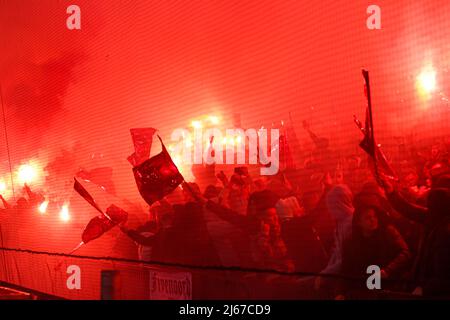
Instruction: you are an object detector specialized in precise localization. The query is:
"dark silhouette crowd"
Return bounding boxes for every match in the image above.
[116,128,450,299]
[1,128,450,300]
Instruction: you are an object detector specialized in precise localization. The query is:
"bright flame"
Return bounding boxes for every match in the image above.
[417,66,437,96]
[185,138,193,148]
[38,200,49,214]
[191,120,203,129]
[170,154,194,181]
[222,136,235,146]
[0,180,6,193]
[208,115,220,125]
[172,155,181,167]
[59,204,70,222]
[17,164,37,185]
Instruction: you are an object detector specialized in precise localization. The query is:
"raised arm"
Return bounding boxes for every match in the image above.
[386,190,427,225]
[121,227,155,246]
[379,176,428,224]
[205,200,248,230]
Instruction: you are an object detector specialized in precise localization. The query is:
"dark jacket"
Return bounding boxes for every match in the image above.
[150,202,221,267]
[340,225,411,293]
[387,189,450,296]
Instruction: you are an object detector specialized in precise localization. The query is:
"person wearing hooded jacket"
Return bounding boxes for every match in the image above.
[314,185,354,291]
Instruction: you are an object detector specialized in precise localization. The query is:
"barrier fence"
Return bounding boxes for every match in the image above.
[0,246,431,300]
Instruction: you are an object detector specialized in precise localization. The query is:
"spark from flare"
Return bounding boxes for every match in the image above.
[38,200,49,214]
[59,203,70,222]
[0,180,6,193]
[191,120,203,129]
[17,164,37,185]
[417,65,437,97]
[208,115,220,125]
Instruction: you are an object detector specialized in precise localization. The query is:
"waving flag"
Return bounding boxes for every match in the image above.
[82,204,128,244]
[357,70,398,181]
[73,177,128,246]
[132,136,184,206]
[127,128,157,167]
[279,132,295,171]
[76,167,116,195]
[73,177,104,214]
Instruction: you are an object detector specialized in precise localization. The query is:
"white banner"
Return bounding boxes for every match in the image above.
[149,270,192,300]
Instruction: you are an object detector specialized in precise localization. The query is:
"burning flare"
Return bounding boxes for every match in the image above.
[38,200,49,214]
[0,180,6,193]
[417,65,437,97]
[17,164,37,185]
[59,203,70,222]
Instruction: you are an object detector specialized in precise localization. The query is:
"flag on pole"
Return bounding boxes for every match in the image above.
[73,178,104,214]
[82,204,128,244]
[74,178,128,244]
[132,136,184,206]
[127,128,157,167]
[279,131,296,171]
[76,167,116,195]
[358,70,398,181]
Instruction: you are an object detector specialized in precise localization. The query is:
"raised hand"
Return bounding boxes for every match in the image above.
[376,172,396,194]
[216,170,229,187]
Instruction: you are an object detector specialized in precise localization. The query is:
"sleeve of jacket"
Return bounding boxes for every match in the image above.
[321,219,352,275]
[383,225,412,277]
[386,190,428,224]
[126,229,155,246]
[335,238,354,295]
[205,200,248,230]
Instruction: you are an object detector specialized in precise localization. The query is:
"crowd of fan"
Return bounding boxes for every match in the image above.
[119,132,450,299]
[1,132,449,299]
